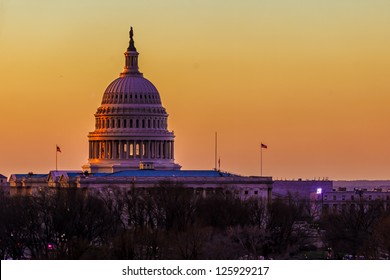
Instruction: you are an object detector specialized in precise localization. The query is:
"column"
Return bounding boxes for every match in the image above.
[112,140,117,159]
[168,141,172,159]
[133,140,136,158]
[145,141,149,159]
[171,141,174,160]
[160,141,164,159]
[121,141,125,159]
[94,141,98,159]
[118,141,122,159]
[140,141,144,159]
[126,141,129,159]
[104,141,108,159]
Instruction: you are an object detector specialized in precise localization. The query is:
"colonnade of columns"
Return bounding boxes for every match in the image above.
[89,140,174,160]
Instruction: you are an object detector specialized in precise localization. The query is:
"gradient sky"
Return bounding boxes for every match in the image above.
[1,0,390,179]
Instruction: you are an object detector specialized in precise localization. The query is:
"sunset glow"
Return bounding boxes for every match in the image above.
[1,0,390,179]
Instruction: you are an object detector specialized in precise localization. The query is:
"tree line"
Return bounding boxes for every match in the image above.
[0,185,389,259]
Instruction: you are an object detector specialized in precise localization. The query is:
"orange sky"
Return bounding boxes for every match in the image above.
[1,0,390,179]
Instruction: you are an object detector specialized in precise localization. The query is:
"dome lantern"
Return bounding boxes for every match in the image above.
[120,27,142,77]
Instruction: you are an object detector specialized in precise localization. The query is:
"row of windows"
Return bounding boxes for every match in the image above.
[96,117,167,130]
[324,194,390,201]
[323,203,390,213]
[96,106,165,115]
[102,92,161,104]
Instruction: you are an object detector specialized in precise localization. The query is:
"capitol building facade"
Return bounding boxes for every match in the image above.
[7,28,272,202]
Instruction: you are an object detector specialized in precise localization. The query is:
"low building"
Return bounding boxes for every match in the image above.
[320,181,390,213]
[77,169,272,202]
[273,179,333,200]
[0,174,8,186]
[8,169,273,202]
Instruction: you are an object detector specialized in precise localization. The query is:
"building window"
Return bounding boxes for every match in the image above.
[123,119,127,128]
[117,119,121,128]
[112,119,115,128]
[142,119,145,128]
[254,191,258,195]
[129,143,134,156]
[351,195,354,201]
[130,119,133,128]
[136,119,139,128]
[342,195,345,201]
[244,191,249,195]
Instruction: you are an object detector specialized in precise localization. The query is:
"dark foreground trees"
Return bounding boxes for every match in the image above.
[1,186,389,259]
[320,202,390,259]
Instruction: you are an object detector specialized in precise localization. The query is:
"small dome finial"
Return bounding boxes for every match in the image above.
[128,26,137,51]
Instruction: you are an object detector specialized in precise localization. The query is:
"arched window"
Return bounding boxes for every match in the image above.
[130,119,133,128]
[136,119,139,128]
[117,119,121,128]
[123,119,127,128]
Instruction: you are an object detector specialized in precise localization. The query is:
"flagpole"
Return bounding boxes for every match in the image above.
[56,145,58,171]
[260,144,263,176]
[214,132,218,170]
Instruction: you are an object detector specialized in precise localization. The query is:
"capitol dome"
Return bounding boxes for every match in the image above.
[83,27,181,173]
[101,76,162,105]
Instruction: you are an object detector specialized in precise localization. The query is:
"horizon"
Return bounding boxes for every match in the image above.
[1,0,390,180]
